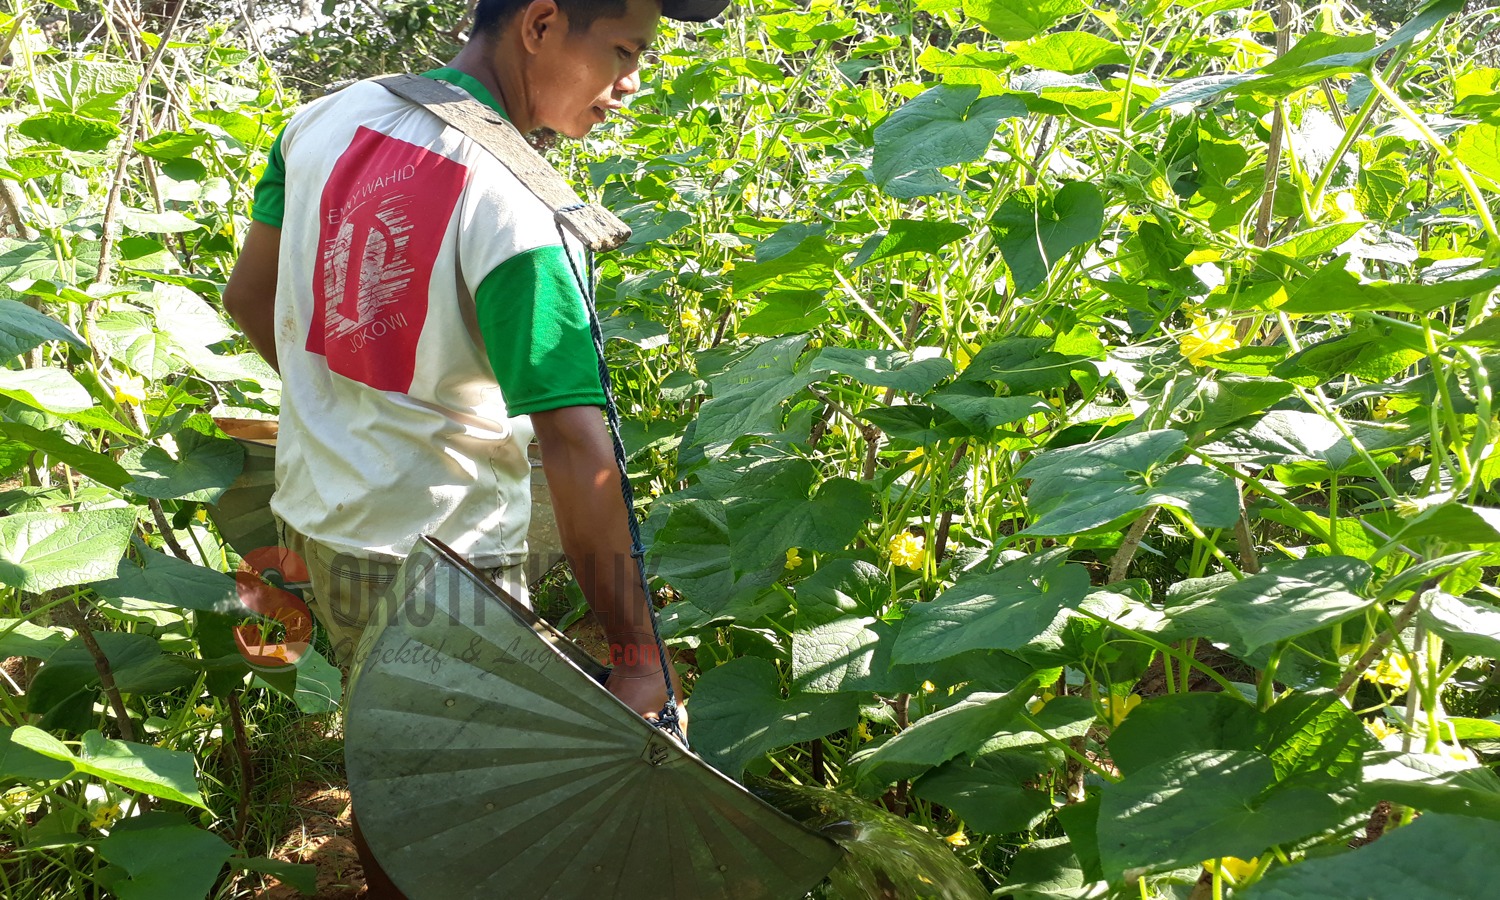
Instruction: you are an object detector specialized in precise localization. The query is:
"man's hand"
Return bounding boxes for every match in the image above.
[606,651,688,737]
[531,405,687,736]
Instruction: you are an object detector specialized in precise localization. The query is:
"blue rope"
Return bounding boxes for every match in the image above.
[557,221,684,745]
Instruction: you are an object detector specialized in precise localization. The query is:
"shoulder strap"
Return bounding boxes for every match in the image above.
[374,73,631,253]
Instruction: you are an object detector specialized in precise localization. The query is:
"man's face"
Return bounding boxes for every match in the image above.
[530,0,661,139]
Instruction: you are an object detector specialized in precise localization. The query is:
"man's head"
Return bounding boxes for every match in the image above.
[471,0,725,139]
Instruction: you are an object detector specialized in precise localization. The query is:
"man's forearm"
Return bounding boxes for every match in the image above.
[532,406,659,653]
[223,221,282,373]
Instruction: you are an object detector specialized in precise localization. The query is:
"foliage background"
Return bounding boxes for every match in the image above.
[2,0,1500,897]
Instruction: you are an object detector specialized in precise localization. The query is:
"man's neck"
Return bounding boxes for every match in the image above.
[446,37,533,133]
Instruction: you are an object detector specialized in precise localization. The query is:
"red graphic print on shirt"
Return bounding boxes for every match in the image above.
[308,126,467,393]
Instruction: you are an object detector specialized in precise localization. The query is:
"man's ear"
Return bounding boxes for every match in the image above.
[519,0,563,53]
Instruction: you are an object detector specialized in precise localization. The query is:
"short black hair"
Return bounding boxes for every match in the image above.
[472,0,630,36]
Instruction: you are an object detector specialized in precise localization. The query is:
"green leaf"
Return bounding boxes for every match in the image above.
[17,112,121,151]
[691,336,816,457]
[811,346,955,393]
[1397,503,1500,545]
[648,498,780,613]
[894,550,1091,664]
[0,508,137,592]
[1008,32,1128,75]
[0,366,94,414]
[133,131,209,161]
[0,300,86,359]
[1456,123,1500,185]
[852,677,1041,788]
[1420,591,1500,659]
[1211,410,1409,471]
[737,291,832,336]
[871,84,1027,192]
[1451,315,1500,349]
[724,458,873,576]
[1358,750,1500,821]
[0,421,131,488]
[11,727,206,807]
[0,618,70,659]
[1020,429,1240,535]
[792,616,919,694]
[96,813,231,900]
[793,557,887,626]
[963,0,1083,40]
[1108,691,1260,776]
[859,404,970,444]
[1274,326,1425,384]
[851,219,971,268]
[250,646,341,714]
[687,656,859,779]
[233,857,319,896]
[94,311,187,380]
[116,208,202,235]
[0,725,74,782]
[1162,556,1374,656]
[28,632,173,716]
[121,429,245,502]
[1248,814,1500,899]
[1098,750,1349,879]
[912,751,1055,835]
[927,384,1048,434]
[1279,258,1500,315]
[991,182,1104,294]
[958,337,1087,392]
[999,837,1087,899]
[1192,345,1287,377]
[94,543,240,615]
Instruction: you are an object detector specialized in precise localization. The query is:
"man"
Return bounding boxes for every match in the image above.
[224,0,725,892]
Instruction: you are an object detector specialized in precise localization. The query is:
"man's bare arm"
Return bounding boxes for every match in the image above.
[223,220,282,373]
[530,405,685,729]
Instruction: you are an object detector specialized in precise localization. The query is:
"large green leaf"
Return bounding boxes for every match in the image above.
[912,751,1056,835]
[1209,410,1410,471]
[1020,429,1240,535]
[96,813,232,900]
[687,656,859,778]
[958,337,1087,393]
[871,84,1027,194]
[724,457,873,576]
[737,291,832,336]
[690,336,816,457]
[963,0,1084,40]
[927,384,1048,434]
[1457,123,1500,184]
[792,616,919,694]
[991,182,1104,294]
[1279,258,1500,315]
[0,300,86,359]
[810,346,955,394]
[1420,591,1500,659]
[1248,814,1500,899]
[0,725,74,782]
[93,544,240,615]
[9,727,206,807]
[850,219,971,268]
[0,366,94,414]
[852,677,1041,788]
[0,508,137,592]
[793,557,887,626]
[893,549,1091,664]
[93,311,187,381]
[1162,556,1374,656]
[121,429,245,502]
[1009,32,1128,75]
[17,111,121,151]
[1358,750,1500,821]
[1108,691,1261,776]
[0,420,130,488]
[647,498,781,613]
[1097,750,1349,879]
[28,631,173,716]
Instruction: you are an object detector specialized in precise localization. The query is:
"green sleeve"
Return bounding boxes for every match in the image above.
[475,245,608,416]
[250,130,286,227]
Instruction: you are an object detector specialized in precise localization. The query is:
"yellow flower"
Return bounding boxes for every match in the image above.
[194,704,214,721]
[1440,743,1478,765]
[1028,690,1056,715]
[112,375,147,406]
[1365,718,1399,741]
[1364,651,1411,690]
[1203,856,1259,885]
[1179,318,1239,365]
[194,507,208,523]
[921,680,937,694]
[90,802,123,830]
[944,829,969,848]
[1373,397,1390,420]
[954,341,981,369]
[679,307,703,331]
[857,722,872,742]
[807,337,823,350]
[784,547,803,570]
[887,531,926,571]
[1100,693,1141,727]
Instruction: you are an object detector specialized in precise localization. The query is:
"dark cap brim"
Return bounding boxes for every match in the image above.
[662,0,730,22]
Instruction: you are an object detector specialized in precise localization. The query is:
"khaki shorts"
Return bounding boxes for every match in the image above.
[278,521,529,670]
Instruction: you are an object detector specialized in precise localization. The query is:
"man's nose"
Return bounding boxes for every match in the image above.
[616,67,641,96]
